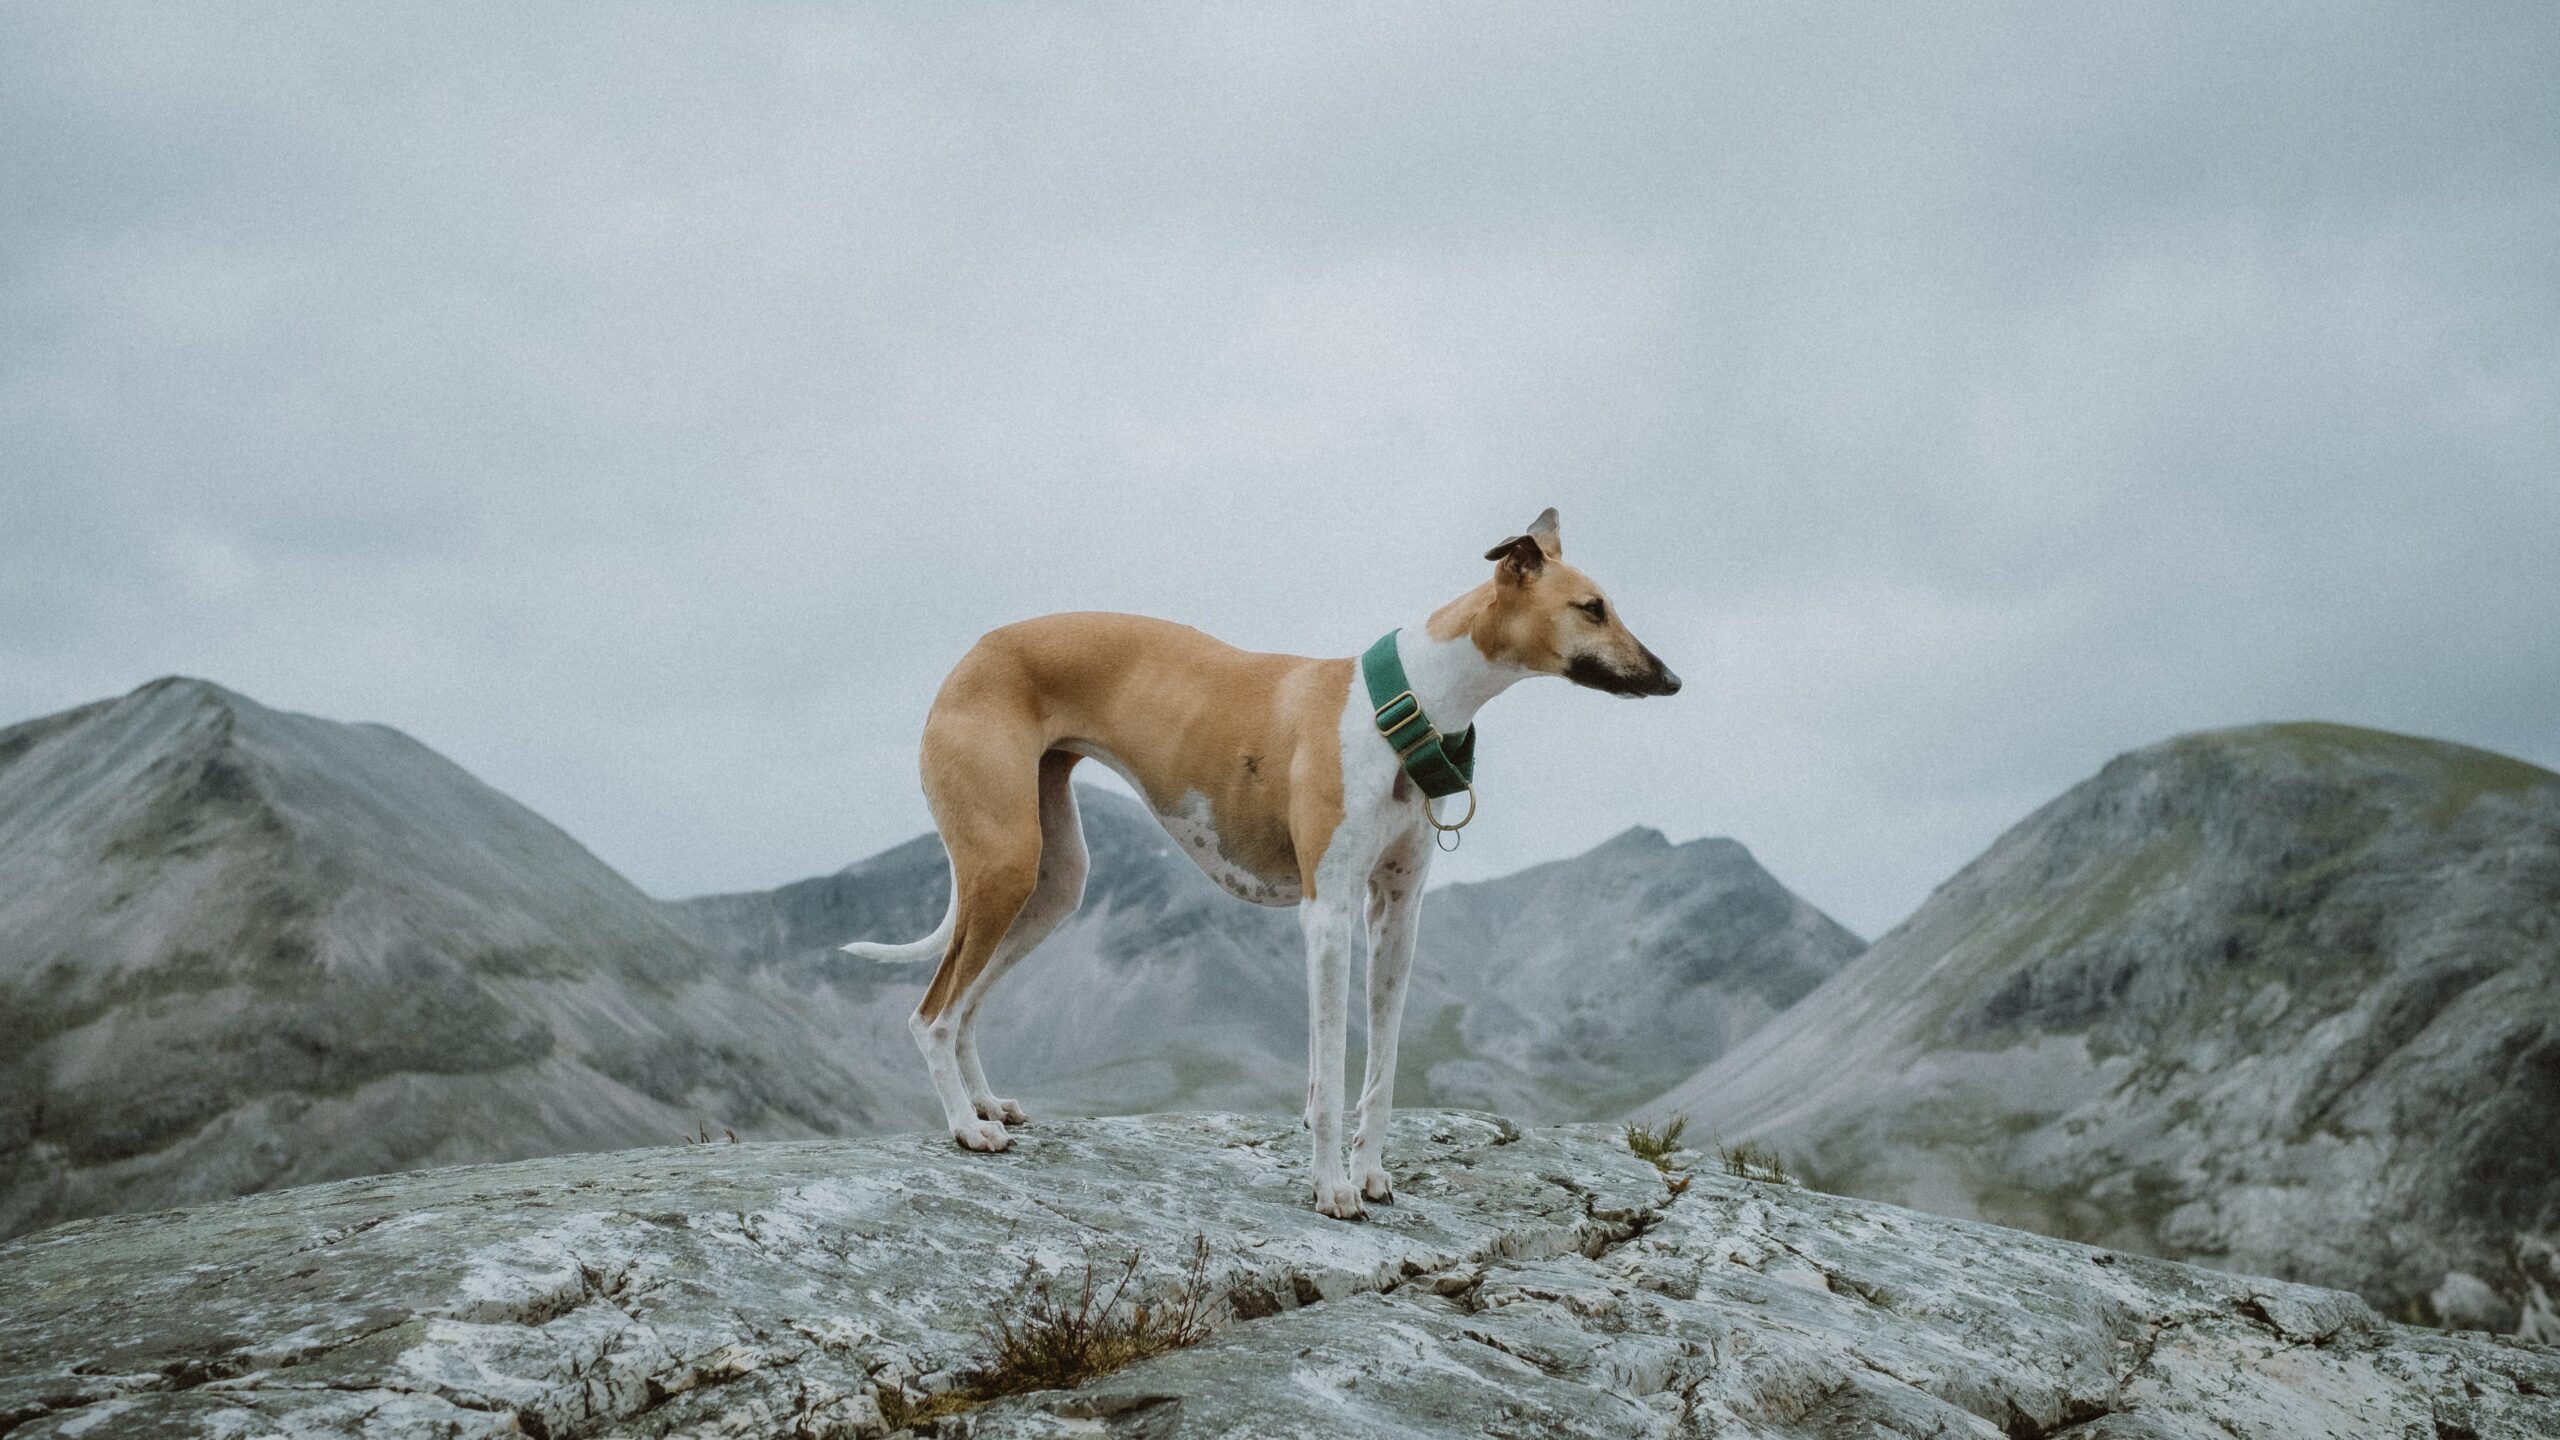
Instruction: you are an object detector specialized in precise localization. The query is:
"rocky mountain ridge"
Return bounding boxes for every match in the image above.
[0,677,933,1240]
[1650,722,2560,1336]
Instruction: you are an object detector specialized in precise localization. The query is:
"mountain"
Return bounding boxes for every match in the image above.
[668,796,1862,1123]
[1647,722,2560,1331]
[7,1111,2555,1439]
[1394,826,1863,1118]
[0,677,931,1240]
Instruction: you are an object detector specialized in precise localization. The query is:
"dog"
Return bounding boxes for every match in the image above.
[841,508,1680,1218]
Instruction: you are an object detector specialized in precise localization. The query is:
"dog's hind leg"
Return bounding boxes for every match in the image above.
[953,749,1088,1128]
[912,712,1047,1152]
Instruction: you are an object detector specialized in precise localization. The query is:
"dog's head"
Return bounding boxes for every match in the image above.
[1438,508,1681,698]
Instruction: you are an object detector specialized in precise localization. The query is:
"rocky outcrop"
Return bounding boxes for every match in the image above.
[3,1111,2553,1439]
[1649,722,2560,1332]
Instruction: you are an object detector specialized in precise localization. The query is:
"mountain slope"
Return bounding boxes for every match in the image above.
[671,794,1863,1125]
[0,678,930,1240]
[1648,722,2560,1329]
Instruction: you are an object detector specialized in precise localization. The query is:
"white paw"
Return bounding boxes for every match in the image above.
[1311,1178,1367,1221]
[1357,1167,1395,1204]
[976,1097,1029,1126]
[951,1119,1012,1153]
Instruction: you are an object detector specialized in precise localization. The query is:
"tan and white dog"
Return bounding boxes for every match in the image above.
[842,509,1680,1218]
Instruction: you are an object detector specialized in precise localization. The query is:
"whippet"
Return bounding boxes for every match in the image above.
[841,509,1680,1218]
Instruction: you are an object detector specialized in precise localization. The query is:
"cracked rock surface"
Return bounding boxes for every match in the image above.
[3,1111,2554,1439]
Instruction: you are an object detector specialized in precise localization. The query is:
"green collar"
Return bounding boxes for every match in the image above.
[1361,630,1477,801]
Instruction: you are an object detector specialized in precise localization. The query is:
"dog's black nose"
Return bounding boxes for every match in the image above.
[1657,668,1682,695]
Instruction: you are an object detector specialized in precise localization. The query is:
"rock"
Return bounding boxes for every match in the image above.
[2518,1233,2560,1345]
[3,1111,2553,1439]
[2435,1271,2519,1333]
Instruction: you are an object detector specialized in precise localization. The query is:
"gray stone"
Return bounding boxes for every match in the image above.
[2434,1271,2517,1333]
[4,1111,2553,1439]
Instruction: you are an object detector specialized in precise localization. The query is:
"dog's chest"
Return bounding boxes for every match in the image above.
[1059,739,1308,906]
[1151,792,1304,906]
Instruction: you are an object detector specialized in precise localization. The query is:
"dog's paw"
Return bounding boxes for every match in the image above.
[976,1097,1029,1126]
[951,1119,1012,1153]
[1311,1178,1367,1221]
[1357,1168,1395,1204]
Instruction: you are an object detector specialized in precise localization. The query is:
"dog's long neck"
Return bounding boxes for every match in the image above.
[1398,589,1531,734]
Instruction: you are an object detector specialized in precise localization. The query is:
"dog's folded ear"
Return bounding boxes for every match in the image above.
[1484,507,1562,580]
[1485,533,1545,581]
[1524,506,1561,559]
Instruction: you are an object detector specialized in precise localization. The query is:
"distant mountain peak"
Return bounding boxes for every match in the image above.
[133,673,238,701]
[2129,719,2556,785]
[1593,824,1672,855]
[117,674,267,725]
[1676,833,1754,862]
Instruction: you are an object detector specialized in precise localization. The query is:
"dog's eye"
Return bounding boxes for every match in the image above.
[1575,598,1607,623]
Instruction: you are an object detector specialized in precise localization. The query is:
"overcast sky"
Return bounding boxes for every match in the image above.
[4,5,2555,938]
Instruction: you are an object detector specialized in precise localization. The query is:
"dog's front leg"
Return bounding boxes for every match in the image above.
[1300,894,1363,1220]
[1350,872,1424,1203]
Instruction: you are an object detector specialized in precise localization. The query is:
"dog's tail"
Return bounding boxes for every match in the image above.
[838,879,957,965]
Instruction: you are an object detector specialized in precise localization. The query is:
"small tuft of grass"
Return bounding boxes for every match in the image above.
[1625,1113,1689,1174]
[875,1234,1218,1426]
[875,1385,980,1430]
[1719,1141,1792,1185]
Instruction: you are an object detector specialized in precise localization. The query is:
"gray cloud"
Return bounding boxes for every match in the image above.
[4,3,2555,936]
